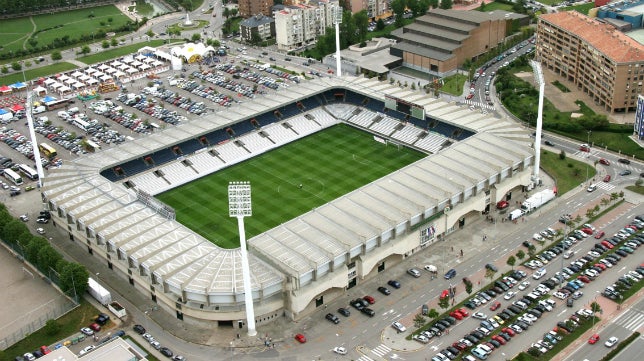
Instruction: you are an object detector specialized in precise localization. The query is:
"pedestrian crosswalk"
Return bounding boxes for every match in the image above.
[595,182,615,192]
[613,309,644,332]
[462,99,495,111]
[357,344,392,361]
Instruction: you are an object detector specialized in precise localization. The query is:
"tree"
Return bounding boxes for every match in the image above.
[440,0,453,10]
[146,29,155,38]
[465,281,472,294]
[507,255,516,270]
[353,10,369,44]
[391,0,406,27]
[376,18,385,31]
[111,38,118,46]
[586,208,594,218]
[250,29,262,45]
[51,51,62,61]
[81,45,91,54]
[223,7,231,19]
[102,40,110,49]
[414,313,426,327]
[438,295,449,310]
[1,66,7,74]
[43,319,61,336]
[590,301,601,313]
[610,192,619,202]
[11,62,21,71]
[516,250,525,260]
[559,150,566,160]
[191,33,201,42]
[37,247,62,275]
[58,262,89,299]
[485,268,497,282]
[428,308,439,319]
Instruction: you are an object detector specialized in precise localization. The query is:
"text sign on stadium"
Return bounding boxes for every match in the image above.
[384,94,426,120]
[228,181,252,217]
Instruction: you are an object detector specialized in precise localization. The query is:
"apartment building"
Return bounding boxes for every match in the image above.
[537,11,644,113]
[240,14,275,43]
[274,0,340,51]
[239,0,274,18]
[635,94,644,139]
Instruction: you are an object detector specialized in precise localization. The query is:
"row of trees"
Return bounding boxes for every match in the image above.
[0,204,88,300]
[0,0,118,16]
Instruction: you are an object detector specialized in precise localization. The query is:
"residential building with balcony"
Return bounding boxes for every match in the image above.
[240,14,276,43]
[536,11,644,113]
[239,0,274,18]
[274,1,340,51]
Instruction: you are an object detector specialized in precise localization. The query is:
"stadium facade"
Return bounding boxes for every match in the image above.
[42,76,534,328]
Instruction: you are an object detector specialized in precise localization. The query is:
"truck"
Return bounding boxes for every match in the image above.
[520,189,556,213]
[508,209,525,221]
[107,301,127,318]
[87,277,112,306]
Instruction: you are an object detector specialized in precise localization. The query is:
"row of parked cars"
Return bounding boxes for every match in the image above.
[0,127,54,168]
[117,93,188,125]
[416,307,470,346]
[526,307,595,357]
[133,324,186,360]
[89,100,153,135]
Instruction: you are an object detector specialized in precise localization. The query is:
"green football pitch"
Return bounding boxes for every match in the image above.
[157,124,426,249]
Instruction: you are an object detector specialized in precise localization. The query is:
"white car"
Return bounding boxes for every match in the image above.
[504,291,517,300]
[533,268,547,279]
[79,345,96,356]
[413,334,430,343]
[604,336,619,348]
[553,291,568,300]
[518,281,530,290]
[392,321,406,332]
[36,228,45,235]
[19,214,29,222]
[487,318,499,328]
[472,312,487,320]
[533,233,543,242]
[333,346,348,354]
[583,223,595,231]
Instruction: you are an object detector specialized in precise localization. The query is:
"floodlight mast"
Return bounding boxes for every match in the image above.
[530,60,545,186]
[23,70,45,188]
[228,181,257,337]
[334,6,343,77]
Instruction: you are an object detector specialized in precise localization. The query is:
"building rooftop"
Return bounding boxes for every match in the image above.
[240,14,274,28]
[540,11,644,63]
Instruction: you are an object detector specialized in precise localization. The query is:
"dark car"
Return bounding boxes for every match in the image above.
[485,289,497,297]
[387,280,401,289]
[434,323,447,332]
[133,324,146,334]
[325,313,340,324]
[485,263,498,272]
[544,140,555,146]
[618,158,631,164]
[361,307,375,317]
[32,351,44,359]
[95,313,110,325]
[160,347,173,357]
[444,269,457,279]
[567,298,574,307]
[437,319,452,328]
[464,335,479,344]
[378,286,391,295]
[338,307,350,317]
[351,299,365,310]
[557,321,572,333]
[615,250,628,257]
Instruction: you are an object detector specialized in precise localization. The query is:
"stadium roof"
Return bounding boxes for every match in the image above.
[42,75,532,305]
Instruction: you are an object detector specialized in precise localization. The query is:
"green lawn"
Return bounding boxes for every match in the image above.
[476,2,514,11]
[562,3,595,15]
[77,39,183,65]
[0,5,130,59]
[441,74,467,96]
[157,124,426,248]
[2,299,100,358]
[540,149,596,195]
[0,62,78,85]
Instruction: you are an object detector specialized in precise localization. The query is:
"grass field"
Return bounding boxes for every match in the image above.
[77,39,184,65]
[157,124,426,248]
[0,62,78,85]
[0,5,130,59]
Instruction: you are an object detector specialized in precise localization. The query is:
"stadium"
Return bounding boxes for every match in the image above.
[42,74,535,328]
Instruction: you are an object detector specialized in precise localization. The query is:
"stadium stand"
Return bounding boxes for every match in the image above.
[368,116,401,136]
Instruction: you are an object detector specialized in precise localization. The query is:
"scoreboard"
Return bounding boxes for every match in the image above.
[384,94,426,120]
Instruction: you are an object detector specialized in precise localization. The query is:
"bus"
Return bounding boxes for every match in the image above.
[72,118,91,132]
[39,143,57,159]
[3,168,23,185]
[17,164,38,180]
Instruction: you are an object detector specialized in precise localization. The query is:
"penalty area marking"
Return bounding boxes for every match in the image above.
[352,154,371,165]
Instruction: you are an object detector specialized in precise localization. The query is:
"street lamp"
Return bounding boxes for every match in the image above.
[228,181,257,337]
[585,130,592,184]
[443,206,451,273]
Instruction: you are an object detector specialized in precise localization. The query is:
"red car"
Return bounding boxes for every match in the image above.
[496,200,509,209]
[457,308,469,317]
[492,335,506,345]
[601,240,614,249]
[490,301,501,311]
[89,323,101,332]
[581,228,593,235]
[594,231,605,239]
[577,275,591,283]
[588,333,600,344]
[603,174,611,182]
[502,327,515,337]
[440,289,449,299]
[39,346,51,355]
[579,144,590,152]
[599,158,610,165]
[363,295,375,304]
[450,310,464,320]
[466,93,474,100]
[294,333,307,343]
[594,263,607,271]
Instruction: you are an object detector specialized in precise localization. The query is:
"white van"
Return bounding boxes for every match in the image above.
[471,347,488,360]
[67,106,79,115]
[32,106,46,114]
[587,184,597,192]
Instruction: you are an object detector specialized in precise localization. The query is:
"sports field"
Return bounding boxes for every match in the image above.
[157,124,426,249]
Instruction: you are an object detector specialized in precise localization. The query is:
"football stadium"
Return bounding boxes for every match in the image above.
[42,75,534,327]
